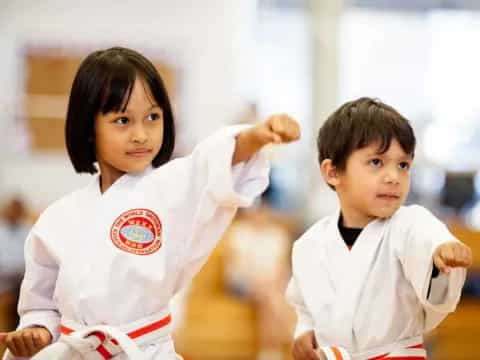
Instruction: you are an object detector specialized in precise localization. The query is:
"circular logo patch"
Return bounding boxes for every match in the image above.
[110,208,162,255]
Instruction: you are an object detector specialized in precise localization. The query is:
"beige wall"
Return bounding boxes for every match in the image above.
[0,0,256,210]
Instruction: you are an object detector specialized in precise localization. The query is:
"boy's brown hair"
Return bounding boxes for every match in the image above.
[317,97,416,173]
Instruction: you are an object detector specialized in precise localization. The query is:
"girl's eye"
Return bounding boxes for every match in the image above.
[147,113,160,121]
[114,117,129,125]
[369,158,382,167]
[399,161,410,170]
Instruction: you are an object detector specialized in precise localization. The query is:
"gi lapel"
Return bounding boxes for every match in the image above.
[328,214,386,347]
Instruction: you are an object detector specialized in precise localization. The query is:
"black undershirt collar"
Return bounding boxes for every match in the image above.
[337,213,439,278]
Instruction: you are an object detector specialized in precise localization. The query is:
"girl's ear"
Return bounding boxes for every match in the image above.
[320,159,341,188]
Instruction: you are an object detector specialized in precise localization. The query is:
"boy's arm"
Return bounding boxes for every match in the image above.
[426,241,472,306]
[232,114,300,165]
[287,278,353,360]
[399,206,469,318]
[286,276,316,338]
[286,276,321,360]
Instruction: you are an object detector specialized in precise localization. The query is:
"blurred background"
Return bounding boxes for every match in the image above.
[0,0,479,359]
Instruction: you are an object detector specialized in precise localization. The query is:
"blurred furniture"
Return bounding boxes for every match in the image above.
[440,172,475,214]
[428,299,480,360]
[175,212,297,360]
[175,238,260,360]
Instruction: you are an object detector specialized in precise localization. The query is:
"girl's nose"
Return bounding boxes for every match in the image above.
[132,124,148,144]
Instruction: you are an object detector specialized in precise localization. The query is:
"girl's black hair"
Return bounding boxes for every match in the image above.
[65,47,175,174]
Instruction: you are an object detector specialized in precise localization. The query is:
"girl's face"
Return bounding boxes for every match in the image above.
[94,77,164,187]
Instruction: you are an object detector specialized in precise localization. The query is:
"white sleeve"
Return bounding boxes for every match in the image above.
[16,230,60,339]
[286,276,315,338]
[399,206,466,317]
[196,125,270,209]
[173,125,270,291]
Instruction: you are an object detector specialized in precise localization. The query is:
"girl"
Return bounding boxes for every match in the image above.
[0,47,300,360]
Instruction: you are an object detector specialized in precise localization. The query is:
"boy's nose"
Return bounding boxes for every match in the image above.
[384,168,400,184]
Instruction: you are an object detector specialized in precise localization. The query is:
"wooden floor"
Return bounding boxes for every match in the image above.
[175,237,266,360]
[428,299,480,360]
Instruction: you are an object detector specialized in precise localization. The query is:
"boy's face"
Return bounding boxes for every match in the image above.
[334,139,412,226]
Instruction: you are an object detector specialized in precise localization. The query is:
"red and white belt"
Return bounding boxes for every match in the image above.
[319,336,427,360]
[368,343,426,359]
[31,309,173,360]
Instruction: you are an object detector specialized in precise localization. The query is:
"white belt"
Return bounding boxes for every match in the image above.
[31,309,173,360]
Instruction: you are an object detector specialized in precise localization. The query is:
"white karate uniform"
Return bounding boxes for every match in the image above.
[286,205,466,360]
[3,126,270,360]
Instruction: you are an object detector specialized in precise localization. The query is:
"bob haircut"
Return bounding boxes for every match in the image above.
[65,47,175,174]
[317,97,416,173]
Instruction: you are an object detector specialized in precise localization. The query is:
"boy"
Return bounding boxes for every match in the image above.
[287,97,472,360]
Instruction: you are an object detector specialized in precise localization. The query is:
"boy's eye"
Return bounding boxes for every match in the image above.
[369,158,382,167]
[147,113,160,121]
[399,161,410,170]
[114,117,129,125]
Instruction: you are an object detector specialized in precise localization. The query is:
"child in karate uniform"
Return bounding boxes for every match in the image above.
[0,47,300,360]
[287,97,472,360]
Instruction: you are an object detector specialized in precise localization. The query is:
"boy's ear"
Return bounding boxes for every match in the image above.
[320,159,340,187]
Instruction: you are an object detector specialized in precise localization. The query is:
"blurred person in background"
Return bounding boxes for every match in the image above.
[0,196,30,327]
[227,103,298,360]
[0,197,30,291]
[224,189,297,360]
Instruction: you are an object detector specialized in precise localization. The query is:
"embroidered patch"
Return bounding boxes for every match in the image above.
[110,208,162,255]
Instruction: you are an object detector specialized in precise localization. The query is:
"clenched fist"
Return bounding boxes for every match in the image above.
[292,330,320,360]
[433,241,472,274]
[0,327,52,357]
[232,114,301,165]
[256,114,301,144]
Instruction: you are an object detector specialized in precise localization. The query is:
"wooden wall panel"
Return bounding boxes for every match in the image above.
[25,56,81,95]
[23,50,176,151]
[28,117,66,150]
